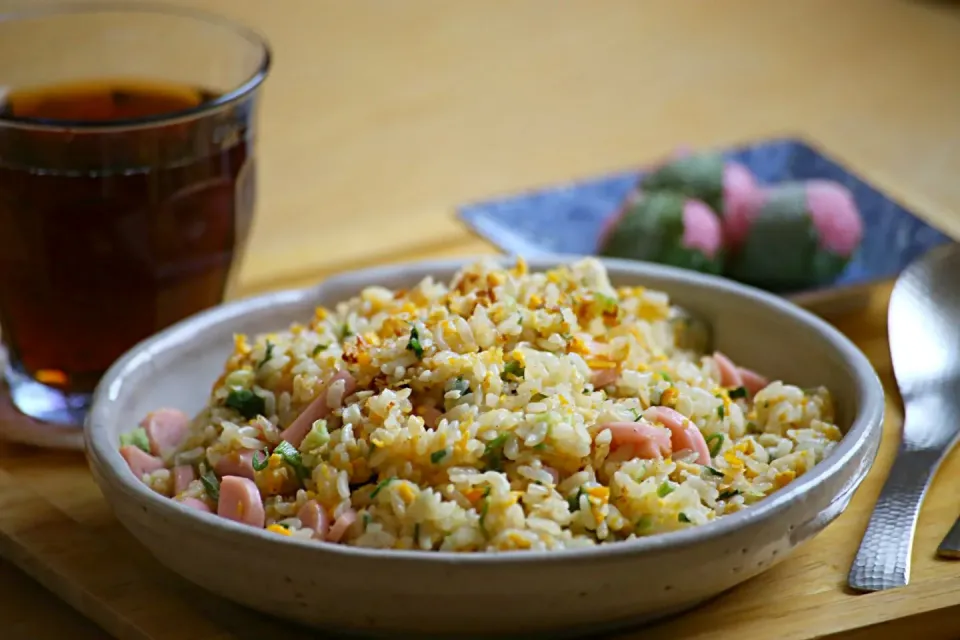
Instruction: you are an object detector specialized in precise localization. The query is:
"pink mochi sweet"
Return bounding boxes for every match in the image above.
[681,198,723,259]
[805,179,863,256]
[723,180,862,257]
[722,161,763,237]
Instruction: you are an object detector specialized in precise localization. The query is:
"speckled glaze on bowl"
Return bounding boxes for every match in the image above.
[85,256,884,639]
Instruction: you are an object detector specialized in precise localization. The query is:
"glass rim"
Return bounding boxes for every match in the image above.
[0,1,271,132]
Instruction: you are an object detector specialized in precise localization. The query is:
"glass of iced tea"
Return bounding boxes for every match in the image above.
[0,4,269,429]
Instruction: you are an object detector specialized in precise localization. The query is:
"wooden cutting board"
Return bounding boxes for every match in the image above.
[2,280,960,640]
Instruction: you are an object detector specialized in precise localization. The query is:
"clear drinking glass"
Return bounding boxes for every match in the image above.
[0,3,270,429]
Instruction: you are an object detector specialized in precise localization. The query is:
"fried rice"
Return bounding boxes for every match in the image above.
[119,257,842,552]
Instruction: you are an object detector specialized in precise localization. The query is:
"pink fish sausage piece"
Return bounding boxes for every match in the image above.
[642,406,712,465]
[326,508,357,543]
[297,500,330,541]
[712,351,744,388]
[738,367,769,395]
[173,465,196,495]
[214,450,256,481]
[600,422,673,460]
[281,370,358,447]
[591,367,620,389]
[120,445,165,480]
[180,497,212,513]
[217,476,265,528]
[141,408,190,459]
[680,199,723,259]
[714,351,769,396]
[805,180,863,257]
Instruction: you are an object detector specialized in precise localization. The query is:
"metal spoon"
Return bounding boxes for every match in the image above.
[848,243,960,592]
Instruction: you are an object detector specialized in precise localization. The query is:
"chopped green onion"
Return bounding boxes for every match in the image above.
[299,420,330,453]
[119,427,150,453]
[483,433,509,456]
[746,421,760,434]
[478,487,492,536]
[258,341,274,369]
[705,433,724,458]
[224,369,254,389]
[406,326,424,359]
[451,377,471,396]
[252,448,270,472]
[312,344,329,357]
[533,442,546,451]
[224,389,266,420]
[200,470,220,502]
[483,433,509,471]
[363,513,371,529]
[678,513,692,523]
[657,481,674,498]
[631,409,642,422]
[531,392,547,402]
[718,489,741,500]
[634,515,653,533]
[717,405,725,420]
[728,386,748,399]
[341,323,353,339]
[595,292,618,309]
[430,449,448,464]
[274,440,310,480]
[660,372,672,382]
[703,466,724,478]
[501,361,525,381]
[568,487,585,512]
[370,477,396,499]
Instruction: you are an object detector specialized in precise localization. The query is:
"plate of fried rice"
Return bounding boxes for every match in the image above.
[87,256,884,638]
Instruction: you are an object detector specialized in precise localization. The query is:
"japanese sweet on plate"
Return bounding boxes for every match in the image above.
[599,150,864,292]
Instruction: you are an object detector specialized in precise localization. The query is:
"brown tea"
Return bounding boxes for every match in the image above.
[0,79,256,394]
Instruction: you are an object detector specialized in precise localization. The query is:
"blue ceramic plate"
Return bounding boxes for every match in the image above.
[458,138,953,312]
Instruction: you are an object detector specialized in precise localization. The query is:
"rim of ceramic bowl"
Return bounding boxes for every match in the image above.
[86,254,885,566]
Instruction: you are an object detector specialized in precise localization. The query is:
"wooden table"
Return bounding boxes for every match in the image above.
[3,1,960,638]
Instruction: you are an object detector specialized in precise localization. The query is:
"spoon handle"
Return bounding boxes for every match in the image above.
[848,447,946,592]
[936,516,960,558]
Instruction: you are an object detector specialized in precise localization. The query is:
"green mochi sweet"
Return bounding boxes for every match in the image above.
[640,152,725,214]
[725,184,851,291]
[599,192,724,275]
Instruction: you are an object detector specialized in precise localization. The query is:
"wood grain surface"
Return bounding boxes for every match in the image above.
[2,0,960,638]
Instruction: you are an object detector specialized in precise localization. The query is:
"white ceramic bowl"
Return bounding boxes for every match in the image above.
[86,256,884,639]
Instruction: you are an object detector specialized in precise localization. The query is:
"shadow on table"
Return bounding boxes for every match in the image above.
[908,0,960,19]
